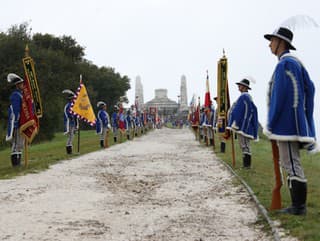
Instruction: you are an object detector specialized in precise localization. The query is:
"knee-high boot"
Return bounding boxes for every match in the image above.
[220,142,226,153]
[243,154,251,168]
[11,154,21,167]
[100,140,104,148]
[66,146,72,154]
[279,177,307,215]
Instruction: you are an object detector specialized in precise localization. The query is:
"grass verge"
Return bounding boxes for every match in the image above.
[202,132,320,241]
[0,129,147,179]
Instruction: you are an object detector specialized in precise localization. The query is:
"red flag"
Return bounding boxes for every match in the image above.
[204,71,211,108]
[118,103,126,132]
[191,97,200,126]
[20,77,39,143]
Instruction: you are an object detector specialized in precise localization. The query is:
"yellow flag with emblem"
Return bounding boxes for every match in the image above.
[71,82,96,126]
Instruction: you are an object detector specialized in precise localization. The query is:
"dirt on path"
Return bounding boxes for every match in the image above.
[0,128,286,241]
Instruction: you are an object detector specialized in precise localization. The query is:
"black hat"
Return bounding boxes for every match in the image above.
[7,73,24,85]
[97,101,106,108]
[264,27,296,50]
[62,89,75,99]
[236,78,251,90]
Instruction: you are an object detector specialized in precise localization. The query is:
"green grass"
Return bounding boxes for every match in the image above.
[206,132,320,241]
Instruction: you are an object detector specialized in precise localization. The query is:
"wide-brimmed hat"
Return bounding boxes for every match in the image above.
[264,27,296,50]
[236,78,252,90]
[7,73,24,85]
[97,101,106,108]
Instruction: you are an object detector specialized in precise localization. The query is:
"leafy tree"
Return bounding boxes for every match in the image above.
[0,23,130,147]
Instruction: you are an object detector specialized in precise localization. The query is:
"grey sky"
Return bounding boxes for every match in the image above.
[2,0,320,139]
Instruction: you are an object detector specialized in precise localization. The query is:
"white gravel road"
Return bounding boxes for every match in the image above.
[0,127,286,241]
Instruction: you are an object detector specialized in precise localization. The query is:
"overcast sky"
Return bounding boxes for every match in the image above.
[2,0,320,138]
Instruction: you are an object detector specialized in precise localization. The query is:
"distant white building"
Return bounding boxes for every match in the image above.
[135,75,144,111]
[179,75,188,112]
[144,89,179,116]
[135,74,188,119]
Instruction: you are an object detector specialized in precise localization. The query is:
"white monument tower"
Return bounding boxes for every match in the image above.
[135,75,144,110]
[179,75,188,112]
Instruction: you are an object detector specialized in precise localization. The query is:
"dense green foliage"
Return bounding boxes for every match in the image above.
[0,23,130,146]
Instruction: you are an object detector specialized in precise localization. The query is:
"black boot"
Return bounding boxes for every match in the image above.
[220,142,226,153]
[243,154,251,169]
[279,177,307,215]
[114,137,117,143]
[17,154,22,165]
[100,140,104,148]
[127,134,130,140]
[11,154,21,167]
[66,146,72,154]
[210,139,213,146]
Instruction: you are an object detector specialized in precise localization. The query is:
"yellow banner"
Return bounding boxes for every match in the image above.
[71,83,96,126]
[216,51,230,133]
[22,55,43,118]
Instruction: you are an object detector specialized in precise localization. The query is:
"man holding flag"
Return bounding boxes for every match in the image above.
[62,89,78,154]
[6,73,25,166]
[69,76,96,153]
[118,102,126,141]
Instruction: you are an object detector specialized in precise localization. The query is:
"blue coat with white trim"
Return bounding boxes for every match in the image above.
[96,109,110,134]
[6,89,23,141]
[264,52,316,144]
[227,92,258,140]
[63,102,78,134]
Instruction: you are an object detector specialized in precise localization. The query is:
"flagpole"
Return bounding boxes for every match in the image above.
[77,74,82,154]
[197,97,201,142]
[24,138,28,167]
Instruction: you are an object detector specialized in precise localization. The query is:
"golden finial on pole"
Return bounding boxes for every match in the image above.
[25,44,30,57]
[222,48,226,57]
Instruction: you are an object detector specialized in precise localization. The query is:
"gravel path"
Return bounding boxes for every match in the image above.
[0,128,278,241]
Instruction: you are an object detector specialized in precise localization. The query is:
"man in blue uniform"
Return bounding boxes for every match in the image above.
[62,89,78,154]
[264,27,316,215]
[125,109,132,140]
[111,105,119,143]
[6,73,25,167]
[96,101,110,148]
[227,77,258,168]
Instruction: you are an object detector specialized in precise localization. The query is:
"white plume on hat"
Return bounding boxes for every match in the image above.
[97,101,106,107]
[280,15,319,31]
[62,89,75,96]
[7,73,24,85]
[243,76,256,84]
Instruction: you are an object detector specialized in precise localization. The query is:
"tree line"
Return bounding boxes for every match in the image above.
[0,23,130,148]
